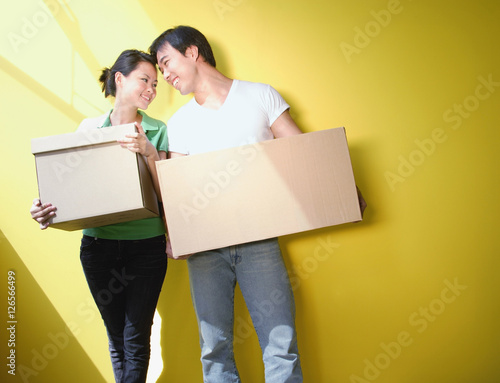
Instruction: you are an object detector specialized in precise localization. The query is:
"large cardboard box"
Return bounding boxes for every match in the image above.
[156,127,361,256]
[31,124,159,231]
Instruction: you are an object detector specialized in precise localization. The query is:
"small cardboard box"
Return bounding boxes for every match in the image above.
[31,124,159,231]
[156,127,361,257]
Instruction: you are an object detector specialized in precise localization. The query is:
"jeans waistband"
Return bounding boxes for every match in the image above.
[82,234,165,243]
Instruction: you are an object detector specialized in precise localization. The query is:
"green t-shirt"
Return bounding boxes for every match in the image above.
[82,110,168,240]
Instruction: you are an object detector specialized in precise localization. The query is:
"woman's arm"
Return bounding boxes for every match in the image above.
[30,198,57,229]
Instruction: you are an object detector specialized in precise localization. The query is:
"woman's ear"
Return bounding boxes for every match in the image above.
[115,71,124,87]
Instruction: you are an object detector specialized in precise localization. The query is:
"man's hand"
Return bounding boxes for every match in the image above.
[166,237,193,260]
[357,187,367,218]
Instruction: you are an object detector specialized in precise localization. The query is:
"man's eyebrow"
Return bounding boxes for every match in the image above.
[158,55,168,64]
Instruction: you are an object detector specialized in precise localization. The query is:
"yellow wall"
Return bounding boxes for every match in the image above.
[1,0,499,382]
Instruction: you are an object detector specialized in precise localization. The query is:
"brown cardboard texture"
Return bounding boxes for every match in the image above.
[31,124,159,231]
[156,127,361,257]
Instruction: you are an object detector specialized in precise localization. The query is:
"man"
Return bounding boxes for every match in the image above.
[149,25,366,382]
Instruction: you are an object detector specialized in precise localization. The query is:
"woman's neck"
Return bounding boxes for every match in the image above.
[109,105,141,126]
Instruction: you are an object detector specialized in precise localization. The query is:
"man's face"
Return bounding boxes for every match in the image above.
[156,43,196,95]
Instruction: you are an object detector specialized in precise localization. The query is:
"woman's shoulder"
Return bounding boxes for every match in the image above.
[140,111,167,131]
[76,113,109,131]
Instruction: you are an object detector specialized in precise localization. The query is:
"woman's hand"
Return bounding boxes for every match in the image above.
[30,198,56,230]
[117,123,158,159]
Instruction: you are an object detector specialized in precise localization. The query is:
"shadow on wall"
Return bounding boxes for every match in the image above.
[0,229,106,383]
[155,259,204,382]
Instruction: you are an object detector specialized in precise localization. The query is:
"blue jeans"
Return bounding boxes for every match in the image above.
[187,238,302,383]
[80,235,167,383]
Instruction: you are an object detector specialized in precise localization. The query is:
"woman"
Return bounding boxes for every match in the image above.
[30,49,168,383]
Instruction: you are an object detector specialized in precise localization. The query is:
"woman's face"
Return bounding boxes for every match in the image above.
[116,61,158,110]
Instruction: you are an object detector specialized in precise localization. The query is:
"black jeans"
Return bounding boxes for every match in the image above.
[80,235,167,383]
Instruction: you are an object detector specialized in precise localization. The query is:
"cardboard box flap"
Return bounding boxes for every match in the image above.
[137,151,160,215]
[31,123,136,154]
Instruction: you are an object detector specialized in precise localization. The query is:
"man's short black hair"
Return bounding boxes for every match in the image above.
[149,25,216,67]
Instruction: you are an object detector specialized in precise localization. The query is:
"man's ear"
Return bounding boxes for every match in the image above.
[185,45,200,61]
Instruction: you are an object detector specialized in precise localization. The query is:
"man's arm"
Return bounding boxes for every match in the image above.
[168,151,187,159]
[271,110,302,138]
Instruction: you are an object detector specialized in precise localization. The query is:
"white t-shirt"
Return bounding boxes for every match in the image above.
[167,80,290,155]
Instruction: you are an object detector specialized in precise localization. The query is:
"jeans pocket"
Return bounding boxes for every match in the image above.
[80,235,96,252]
[128,238,167,277]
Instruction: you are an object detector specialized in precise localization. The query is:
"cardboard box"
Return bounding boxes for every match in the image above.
[156,127,361,256]
[31,124,159,231]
